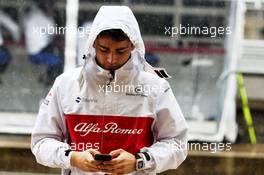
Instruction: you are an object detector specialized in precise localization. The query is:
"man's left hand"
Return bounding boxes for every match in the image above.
[98,149,136,174]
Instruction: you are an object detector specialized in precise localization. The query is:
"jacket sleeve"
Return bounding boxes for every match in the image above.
[142,80,188,173]
[31,78,71,169]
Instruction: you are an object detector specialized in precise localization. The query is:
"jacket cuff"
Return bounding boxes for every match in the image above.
[60,150,71,169]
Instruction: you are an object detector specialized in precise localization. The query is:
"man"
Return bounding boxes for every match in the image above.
[31,6,188,175]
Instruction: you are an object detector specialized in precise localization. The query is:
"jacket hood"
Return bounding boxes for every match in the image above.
[85,6,145,60]
[79,6,170,87]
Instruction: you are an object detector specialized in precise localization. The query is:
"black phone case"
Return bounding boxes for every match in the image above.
[94,154,112,161]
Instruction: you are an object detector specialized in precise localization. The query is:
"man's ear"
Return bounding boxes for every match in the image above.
[93,39,97,48]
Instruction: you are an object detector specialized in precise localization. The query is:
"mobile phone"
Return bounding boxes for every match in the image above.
[94,154,112,161]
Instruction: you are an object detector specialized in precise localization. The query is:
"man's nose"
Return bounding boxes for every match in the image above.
[106,53,116,64]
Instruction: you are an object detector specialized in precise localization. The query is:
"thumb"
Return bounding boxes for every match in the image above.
[88,149,101,156]
[109,149,123,158]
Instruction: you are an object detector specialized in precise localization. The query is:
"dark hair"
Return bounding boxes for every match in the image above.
[97,29,129,41]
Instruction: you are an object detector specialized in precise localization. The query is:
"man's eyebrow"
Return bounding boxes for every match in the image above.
[98,44,109,49]
[116,46,129,51]
[98,44,130,50]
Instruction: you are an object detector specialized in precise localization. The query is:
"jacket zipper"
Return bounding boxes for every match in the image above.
[101,70,115,153]
[106,70,115,85]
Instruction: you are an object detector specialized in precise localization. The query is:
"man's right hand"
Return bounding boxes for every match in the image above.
[70,149,102,172]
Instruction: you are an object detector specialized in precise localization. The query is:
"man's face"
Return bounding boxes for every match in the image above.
[93,35,134,70]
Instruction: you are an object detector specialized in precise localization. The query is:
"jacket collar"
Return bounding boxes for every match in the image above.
[80,50,141,86]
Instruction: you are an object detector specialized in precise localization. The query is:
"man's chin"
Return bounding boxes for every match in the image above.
[103,65,120,71]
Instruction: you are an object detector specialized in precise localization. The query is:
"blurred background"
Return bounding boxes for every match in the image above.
[0,0,264,174]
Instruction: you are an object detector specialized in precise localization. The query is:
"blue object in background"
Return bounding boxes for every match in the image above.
[30,52,61,66]
[0,46,11,66]
[145,52,160,66]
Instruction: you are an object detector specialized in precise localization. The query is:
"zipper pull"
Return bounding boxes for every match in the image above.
[106,70,115,86]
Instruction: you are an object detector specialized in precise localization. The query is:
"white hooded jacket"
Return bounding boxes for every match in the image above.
[31,6,188,175]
